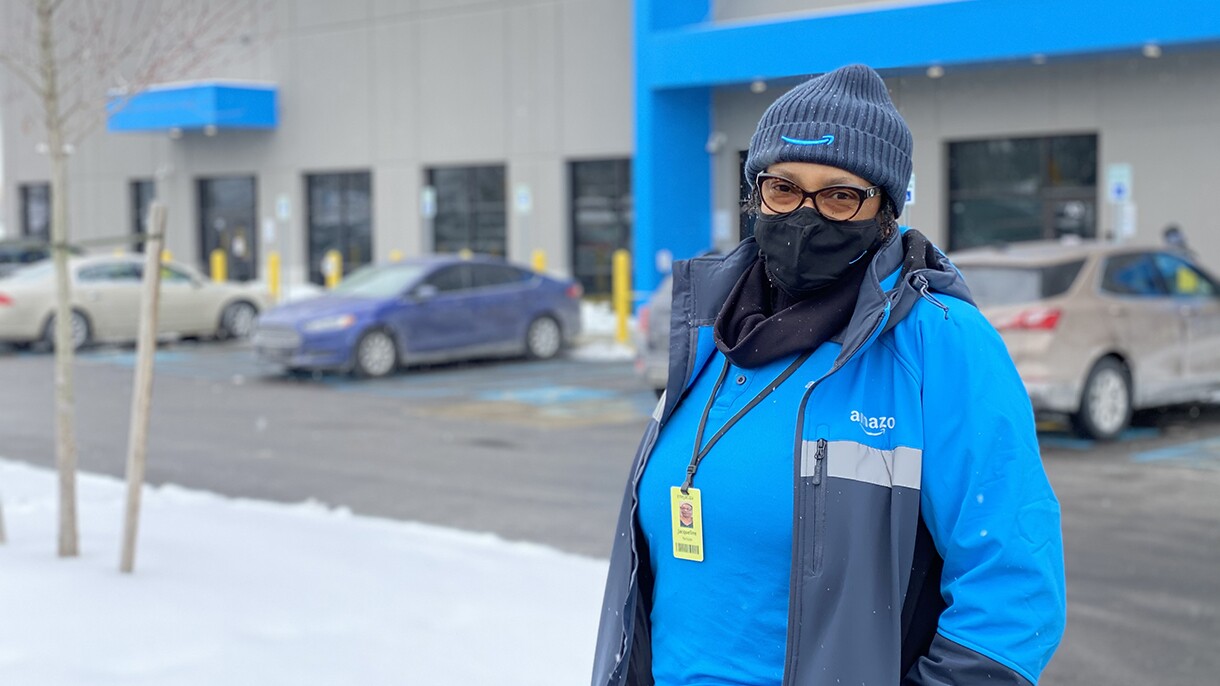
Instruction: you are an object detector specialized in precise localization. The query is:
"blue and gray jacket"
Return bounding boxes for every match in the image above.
[591,229,1066,685]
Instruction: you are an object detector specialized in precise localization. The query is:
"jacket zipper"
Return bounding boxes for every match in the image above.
[781,311,888,686]
[811,436,828,578]
[811,437,827,485]
[782,380,824,684]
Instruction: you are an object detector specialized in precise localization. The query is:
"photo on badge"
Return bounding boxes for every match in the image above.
[669,486,704,562]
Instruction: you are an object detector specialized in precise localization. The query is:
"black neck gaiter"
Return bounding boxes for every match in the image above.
[712,251,871,368]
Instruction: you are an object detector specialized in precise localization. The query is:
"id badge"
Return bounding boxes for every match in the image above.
[670,486,704,562]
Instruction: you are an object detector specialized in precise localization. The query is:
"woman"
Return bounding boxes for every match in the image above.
[592,64,1066,686]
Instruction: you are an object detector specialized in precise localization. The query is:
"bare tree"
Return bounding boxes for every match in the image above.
[0,0,265,557]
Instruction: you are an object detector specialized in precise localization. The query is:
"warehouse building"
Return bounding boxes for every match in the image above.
[2,0,1218,299]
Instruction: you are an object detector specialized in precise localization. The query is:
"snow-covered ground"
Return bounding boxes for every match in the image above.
[573,300,637,362]
[0,459,608,685]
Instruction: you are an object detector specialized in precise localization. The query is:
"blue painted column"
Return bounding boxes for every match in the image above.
[633,0,712,303]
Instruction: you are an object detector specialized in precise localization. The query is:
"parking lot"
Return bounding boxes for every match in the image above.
[1,340,1218,685]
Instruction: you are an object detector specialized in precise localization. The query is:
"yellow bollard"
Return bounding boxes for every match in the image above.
[210,249,227,283]
[160,249,173,264]
[324,249,343,289]
[267,251,282,303]
[458,248,473,260]
[389,249,404,262]
[531,249,547,273]
[612,249,631,344]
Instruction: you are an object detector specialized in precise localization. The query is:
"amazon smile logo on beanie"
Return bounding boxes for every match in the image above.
[781,134,835,146]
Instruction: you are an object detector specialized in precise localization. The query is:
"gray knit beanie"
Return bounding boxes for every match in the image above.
[744,64,913,216]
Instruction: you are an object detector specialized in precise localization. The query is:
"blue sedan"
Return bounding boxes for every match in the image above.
[253,255,583,378]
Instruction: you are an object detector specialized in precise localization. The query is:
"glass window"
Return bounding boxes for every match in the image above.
[956,260,1086,308]
[20,183,51,241]
[427,166,507,257]
[306,171,373,286]
[131,179,156,253]
[950,197,1043,248]
[1101,253,1168,297]
[78,262,141,282]
[198,176,258,282]
[160,265,193,283]
[570,159,632,297]
[425,264,472,293]
[949,138,1043,194]
[332,264,427,298]
[471,263,529,289]
[1152,253,1218,297]
[948,134,1097,250]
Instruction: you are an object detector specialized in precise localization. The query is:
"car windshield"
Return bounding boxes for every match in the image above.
[332,264,428,298]
[5,262,54,281]
[956,259,1085,307]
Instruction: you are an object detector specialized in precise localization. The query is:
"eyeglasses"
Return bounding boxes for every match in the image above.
[756,173,881,221]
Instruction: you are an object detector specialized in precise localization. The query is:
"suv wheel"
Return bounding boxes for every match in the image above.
[1073,357,1131,441]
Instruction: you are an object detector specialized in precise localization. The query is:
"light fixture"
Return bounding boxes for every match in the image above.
[926,65,945,79]
[1032,53,1047,65]
[168,127,182,140]
[750,79,767,94]
[203,124,218,137]
[1142,43,1162,58]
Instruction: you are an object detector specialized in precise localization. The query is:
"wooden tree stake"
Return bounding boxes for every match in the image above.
[119,202,167,574]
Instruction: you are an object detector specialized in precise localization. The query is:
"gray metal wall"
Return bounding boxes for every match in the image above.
[1,0,633,286]
[712,48,1220,272]
[4,1,1218,283]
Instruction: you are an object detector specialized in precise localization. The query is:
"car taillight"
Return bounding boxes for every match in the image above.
[638,304,651,336]
[995,307,1061,331]
[566,283,583,299]
[0,293,11,306]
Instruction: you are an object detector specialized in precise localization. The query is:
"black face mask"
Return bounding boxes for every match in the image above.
[754,207,883,297]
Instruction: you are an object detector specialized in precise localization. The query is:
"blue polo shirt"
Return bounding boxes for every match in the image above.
[639,348,824,685]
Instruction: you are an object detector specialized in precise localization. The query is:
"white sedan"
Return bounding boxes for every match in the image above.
[0,255,270,349]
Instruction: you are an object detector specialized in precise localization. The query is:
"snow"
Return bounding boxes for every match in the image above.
[573,300,636,362]
[0,459,608,686]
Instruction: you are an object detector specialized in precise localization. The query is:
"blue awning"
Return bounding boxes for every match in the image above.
[107,81,278,133]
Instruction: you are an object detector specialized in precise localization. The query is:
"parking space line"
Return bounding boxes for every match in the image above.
[1038,426,1160,451]
[1131,436,1220,469]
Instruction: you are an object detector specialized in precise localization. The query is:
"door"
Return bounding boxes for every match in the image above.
[427,166,507,257]
[1151,252,1220,388]
[306,172,373,286]
[391,264,478,356]
[570,159,632,297]
[156,263,211,335]
[467,263,533,348]
[198,176,258,282]
[1098,252,1185,405]
[75,261,142,340]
